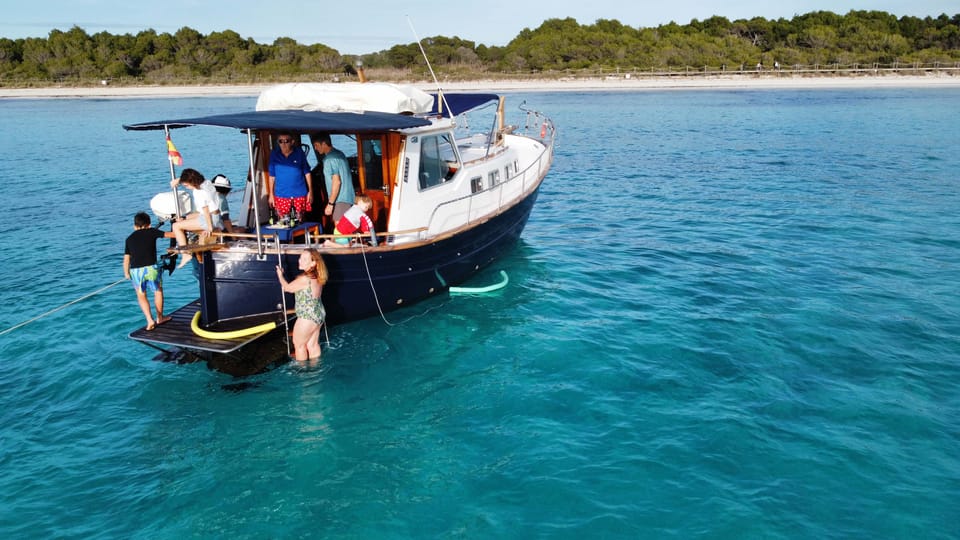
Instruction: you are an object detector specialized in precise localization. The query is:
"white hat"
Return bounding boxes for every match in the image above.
[212,174,231,189]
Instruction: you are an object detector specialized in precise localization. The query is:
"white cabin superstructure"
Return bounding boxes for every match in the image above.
[246,82,548,243]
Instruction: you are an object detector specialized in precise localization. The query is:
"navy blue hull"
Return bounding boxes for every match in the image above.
[198,187,539,327]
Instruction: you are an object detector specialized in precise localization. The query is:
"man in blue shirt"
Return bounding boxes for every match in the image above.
[268,132,313,219]
[312,133,355,226]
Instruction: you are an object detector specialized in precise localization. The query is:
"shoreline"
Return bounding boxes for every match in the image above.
[1,73,958,98]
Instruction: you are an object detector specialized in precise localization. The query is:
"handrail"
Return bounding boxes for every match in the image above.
[215,226,430,247]
[246,129,264,257]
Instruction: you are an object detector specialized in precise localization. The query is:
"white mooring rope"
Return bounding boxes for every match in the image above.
[0,278,127,336]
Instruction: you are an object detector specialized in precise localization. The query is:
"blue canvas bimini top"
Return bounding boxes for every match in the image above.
[124,93,501,132]
[123,109,431,132]
[429,93,499,117]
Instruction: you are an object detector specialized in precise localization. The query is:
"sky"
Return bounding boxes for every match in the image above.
[1,0,956,55]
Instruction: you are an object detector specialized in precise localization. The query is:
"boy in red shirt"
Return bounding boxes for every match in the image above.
[324,195,379,247]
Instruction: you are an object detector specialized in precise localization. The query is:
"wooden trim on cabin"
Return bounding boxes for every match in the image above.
[169,242,228,255]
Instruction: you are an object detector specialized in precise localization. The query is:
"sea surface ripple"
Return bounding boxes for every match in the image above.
[0,88,958,538]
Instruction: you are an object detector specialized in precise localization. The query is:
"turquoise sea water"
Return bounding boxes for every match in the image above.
[1,87,958,538]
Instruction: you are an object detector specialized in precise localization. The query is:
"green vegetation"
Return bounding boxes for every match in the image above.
[1,10,957,86]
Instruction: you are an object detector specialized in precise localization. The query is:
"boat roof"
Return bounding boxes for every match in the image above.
[256,82,435,115]
[253,82,499,118]
[123,80,500,132]
[123,109,431,132]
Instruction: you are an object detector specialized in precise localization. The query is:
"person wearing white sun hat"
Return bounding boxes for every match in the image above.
[212,174,237,233]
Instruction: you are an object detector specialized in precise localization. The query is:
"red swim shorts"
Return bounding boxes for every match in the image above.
[274,196,310,216]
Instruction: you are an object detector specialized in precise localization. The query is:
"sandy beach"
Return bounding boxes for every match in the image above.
[1,73,958,99]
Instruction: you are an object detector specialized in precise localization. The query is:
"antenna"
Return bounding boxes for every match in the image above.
[407,16,451,117]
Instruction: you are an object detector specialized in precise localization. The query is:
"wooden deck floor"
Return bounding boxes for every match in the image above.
[128,299,285,354]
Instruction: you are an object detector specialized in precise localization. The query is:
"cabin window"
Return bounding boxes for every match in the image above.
[488,169,500,187]
[418,133,458,190]
[470,176,483,193]
[360,136,385,191]
[504,166,511,181]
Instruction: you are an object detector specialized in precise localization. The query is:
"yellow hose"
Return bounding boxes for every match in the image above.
[190,311,276,340]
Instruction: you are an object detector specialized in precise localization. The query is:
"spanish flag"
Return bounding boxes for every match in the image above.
[166,134,183,165]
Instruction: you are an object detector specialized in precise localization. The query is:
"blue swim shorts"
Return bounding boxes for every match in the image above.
[130,265,162,294]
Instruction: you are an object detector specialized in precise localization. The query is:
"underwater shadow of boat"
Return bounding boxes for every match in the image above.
[152,327,292,378]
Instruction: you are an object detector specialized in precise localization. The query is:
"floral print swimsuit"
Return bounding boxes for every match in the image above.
[294,285,325,325]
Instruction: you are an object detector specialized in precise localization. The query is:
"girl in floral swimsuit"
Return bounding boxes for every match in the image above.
[276,248,327,361]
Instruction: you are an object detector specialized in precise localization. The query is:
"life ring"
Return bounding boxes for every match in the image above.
[449,270,509,294]
[190,311,276,340]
